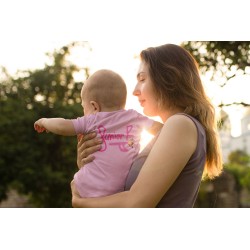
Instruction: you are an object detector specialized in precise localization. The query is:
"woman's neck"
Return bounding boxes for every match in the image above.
[160,107,184,123]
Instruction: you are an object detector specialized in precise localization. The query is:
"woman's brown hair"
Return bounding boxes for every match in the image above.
[140,44,223,179]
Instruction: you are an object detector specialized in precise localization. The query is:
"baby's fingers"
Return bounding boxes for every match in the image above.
[35,125,46,133]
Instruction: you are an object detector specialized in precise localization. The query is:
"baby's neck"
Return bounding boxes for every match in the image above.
[101,107,124,112]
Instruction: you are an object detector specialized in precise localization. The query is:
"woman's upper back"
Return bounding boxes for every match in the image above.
[125,113,206,208]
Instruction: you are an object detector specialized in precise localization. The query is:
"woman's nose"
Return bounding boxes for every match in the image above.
[133,84,140,96]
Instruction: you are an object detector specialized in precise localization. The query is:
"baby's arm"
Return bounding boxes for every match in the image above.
[146,121,164,136]
[34,118,76,136]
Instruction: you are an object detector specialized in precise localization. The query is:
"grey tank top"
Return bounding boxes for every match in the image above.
[124,113,206,208]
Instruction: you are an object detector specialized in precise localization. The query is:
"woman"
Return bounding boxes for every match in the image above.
[71,43,223,208]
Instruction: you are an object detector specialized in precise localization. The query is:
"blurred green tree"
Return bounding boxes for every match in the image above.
[228,149,250,166]
[0,42,91,207]
[195,150,250,207]
[225,150,250,192]
[181,41,250,107]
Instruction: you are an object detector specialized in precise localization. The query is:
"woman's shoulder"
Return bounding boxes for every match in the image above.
[164,113,198,134]
[160,114,198,153]
[168,113,205,137]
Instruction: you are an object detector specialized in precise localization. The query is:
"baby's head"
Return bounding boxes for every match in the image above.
[81,69,127,115]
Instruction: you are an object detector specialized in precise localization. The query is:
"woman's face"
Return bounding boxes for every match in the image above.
[133,61,159,117]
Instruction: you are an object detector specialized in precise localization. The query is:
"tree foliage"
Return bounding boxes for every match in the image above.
[0,42,90,207]
[228,149,250,166]
[181,41,250,107]
[225,150,250,192]
[195,150,250,208]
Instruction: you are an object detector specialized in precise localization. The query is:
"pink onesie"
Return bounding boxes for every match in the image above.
[72,109,154,198]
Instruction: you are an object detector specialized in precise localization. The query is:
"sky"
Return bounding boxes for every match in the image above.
[1,0,181,73]
[2,0,248,74]
[1,0,250,137]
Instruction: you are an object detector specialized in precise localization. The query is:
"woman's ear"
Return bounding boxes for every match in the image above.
[90,101,100,113]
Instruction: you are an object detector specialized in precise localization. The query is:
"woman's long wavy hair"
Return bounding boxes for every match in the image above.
[140,44,223,179]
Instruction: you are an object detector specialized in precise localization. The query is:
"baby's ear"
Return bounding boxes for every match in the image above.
[90,101,100,113]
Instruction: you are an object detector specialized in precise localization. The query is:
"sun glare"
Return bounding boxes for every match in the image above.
[140,130,154,151]
[203,74,250,137]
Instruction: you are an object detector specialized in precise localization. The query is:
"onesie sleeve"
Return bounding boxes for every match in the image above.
[71,116,87,134]
[134,111,155,129]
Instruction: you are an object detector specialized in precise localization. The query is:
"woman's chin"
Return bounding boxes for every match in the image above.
[143,109,154,117]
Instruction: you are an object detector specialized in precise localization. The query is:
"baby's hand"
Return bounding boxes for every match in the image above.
[34,119,46,133]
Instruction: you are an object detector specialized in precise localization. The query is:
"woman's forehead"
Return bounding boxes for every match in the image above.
[137,61,148,74]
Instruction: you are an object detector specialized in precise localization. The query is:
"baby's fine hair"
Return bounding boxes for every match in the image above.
[83,69,127,110]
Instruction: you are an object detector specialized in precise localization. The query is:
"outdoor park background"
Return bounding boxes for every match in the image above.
[1,0,250,208]
[1,40,250,208]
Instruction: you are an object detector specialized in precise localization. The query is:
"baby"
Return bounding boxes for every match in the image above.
[34,69,162,197]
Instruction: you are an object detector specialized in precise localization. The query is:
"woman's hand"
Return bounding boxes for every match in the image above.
[77,132,102,169]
